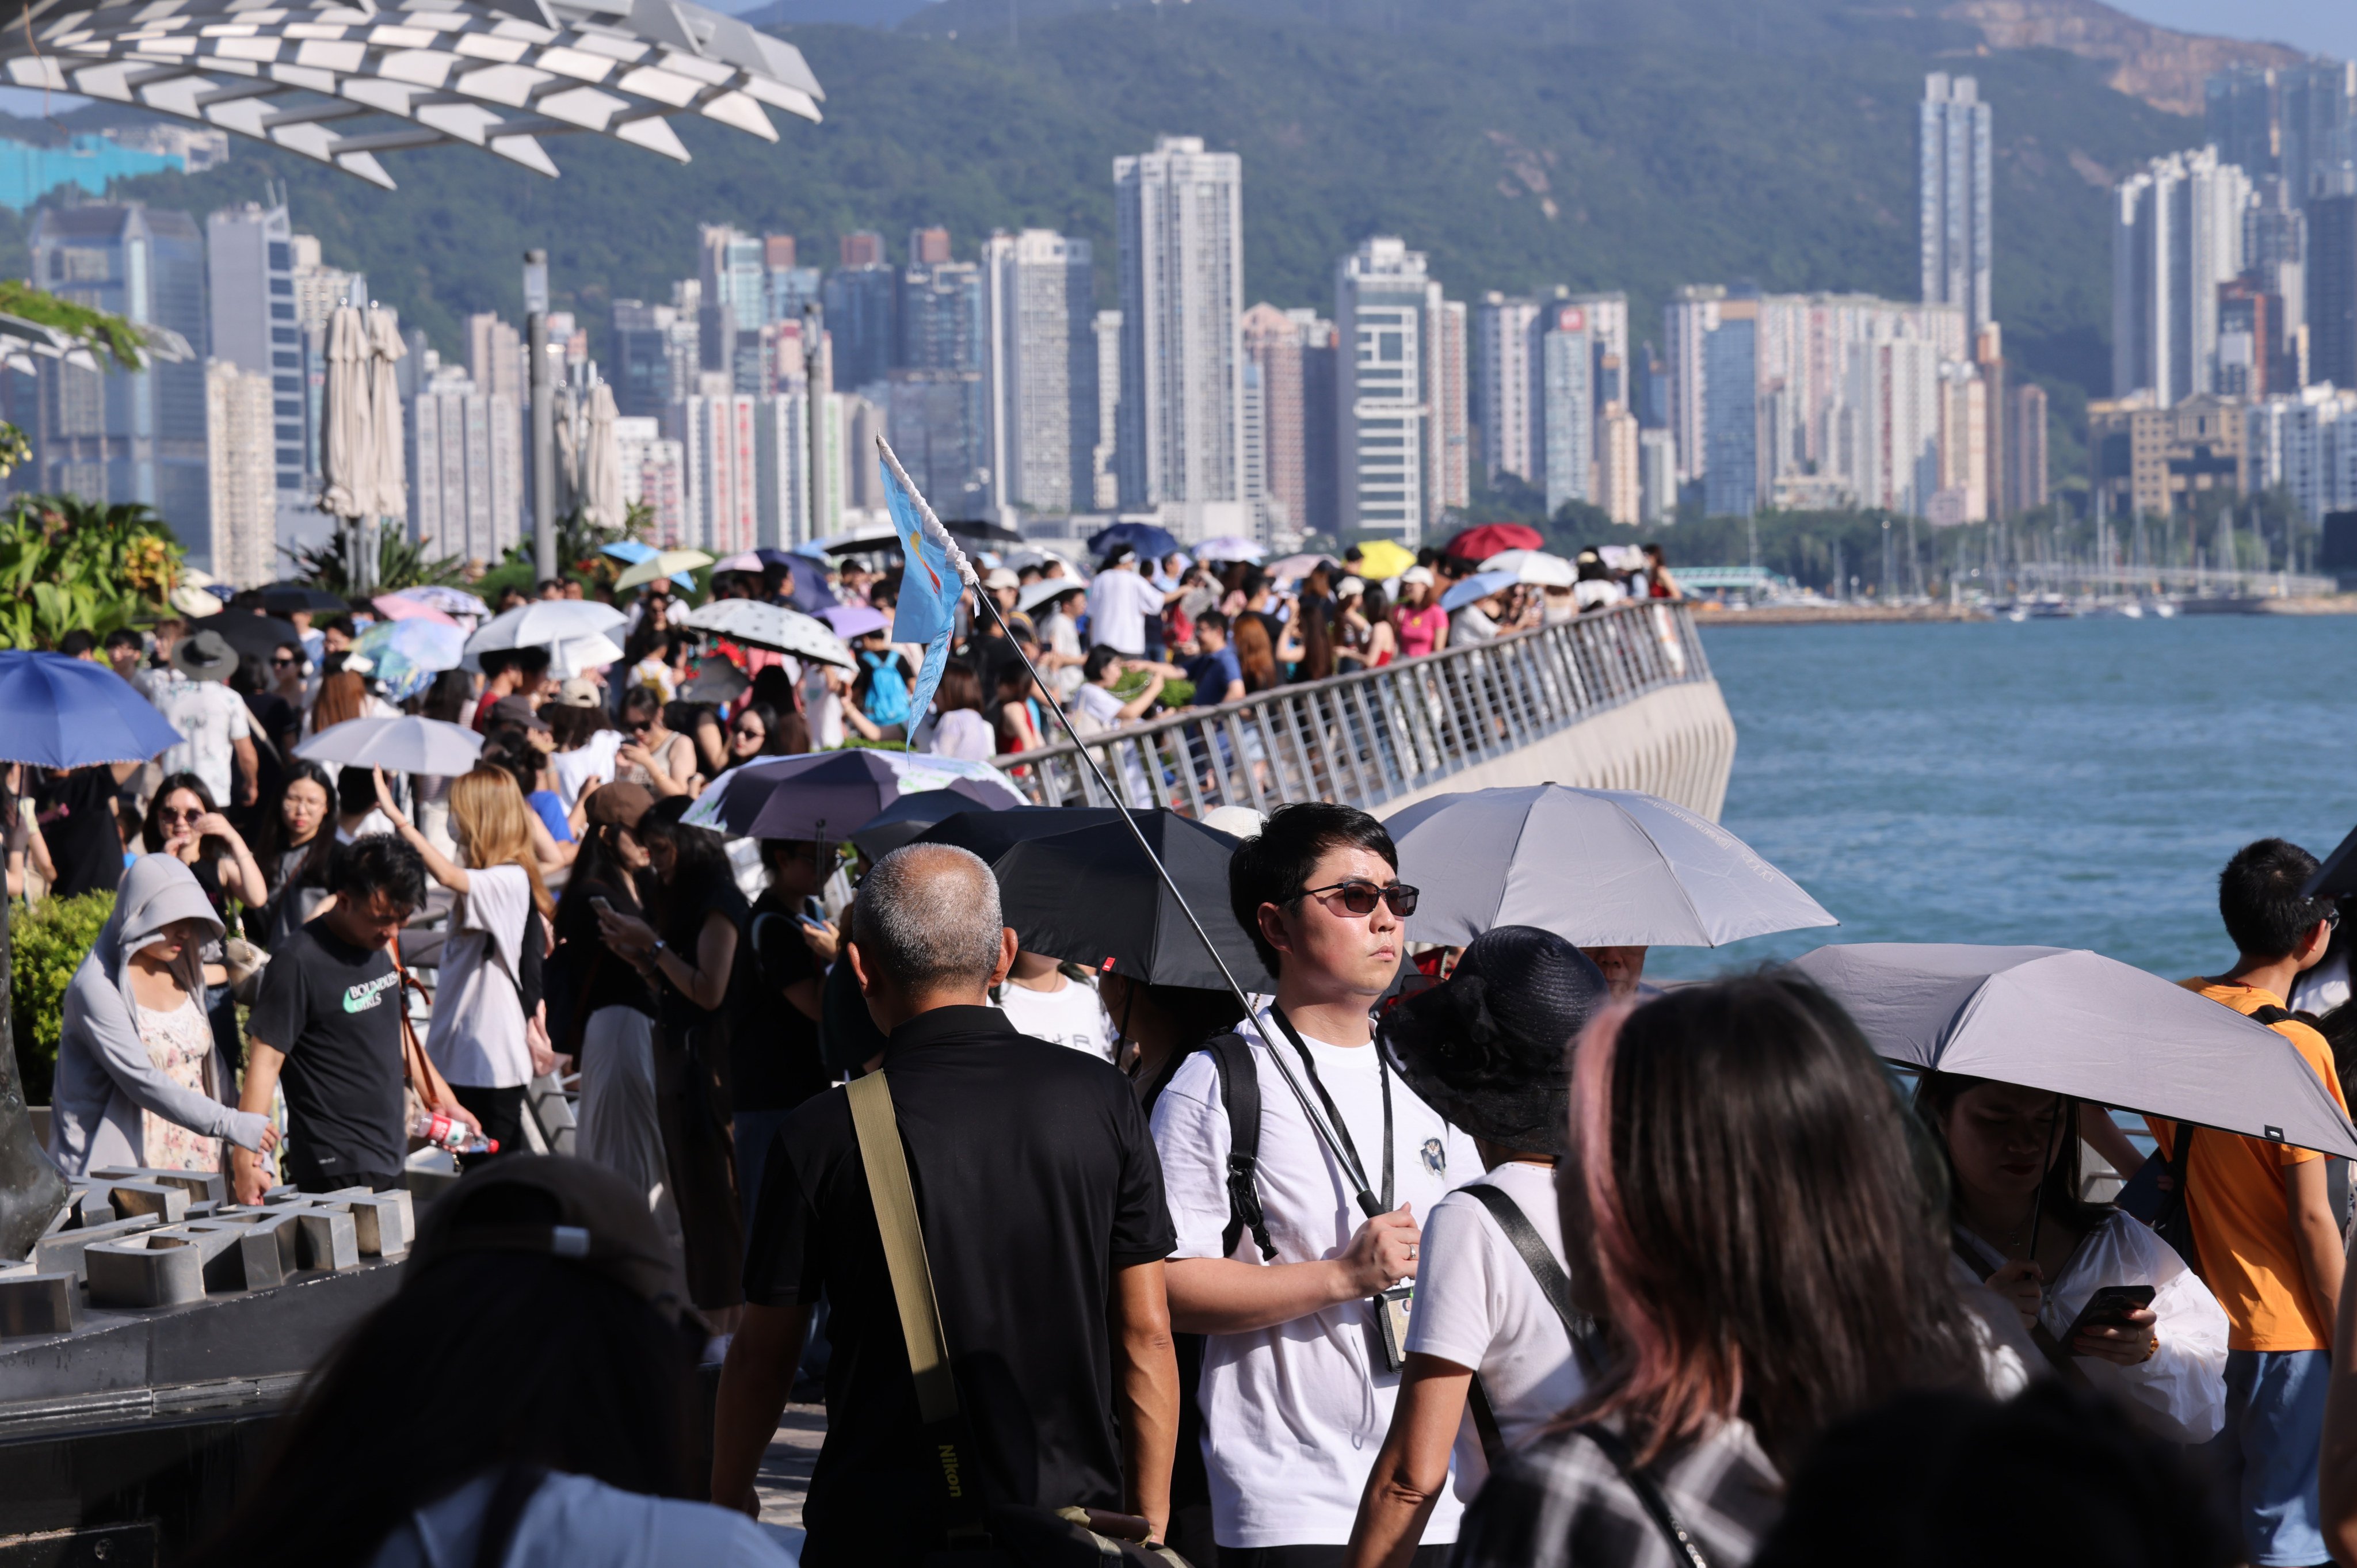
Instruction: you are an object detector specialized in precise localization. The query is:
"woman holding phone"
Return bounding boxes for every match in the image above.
[1915,1072,2229,1442]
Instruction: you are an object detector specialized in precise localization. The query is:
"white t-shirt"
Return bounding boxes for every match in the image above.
[1406,1159,1588,1500]
[1151,1011,1482,1549]
[154,678,251,806]
[425,863,535,1089]
[1448,605,1499,646]
[926,708,997,762]
[1070,682,1126,733]
[1039,611,1085,701]
[551,728,624,812]
[1088,569,1165,655]
[996,974,1115,1061]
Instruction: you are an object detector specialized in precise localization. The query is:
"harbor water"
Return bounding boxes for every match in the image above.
[1646,614,2357,983]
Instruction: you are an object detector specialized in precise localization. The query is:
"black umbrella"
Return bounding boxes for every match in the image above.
[945,518,1024,544]
[188,611,303,661]
[2305,826,2357,900]
[911,806,1133,863]
[257,582,349,615]
[849,780,1021,859]
[988,814,1260,989]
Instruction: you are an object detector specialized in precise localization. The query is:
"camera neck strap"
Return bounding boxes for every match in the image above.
[1267,1003,1391,1215]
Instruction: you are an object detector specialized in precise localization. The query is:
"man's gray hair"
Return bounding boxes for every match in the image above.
[852,843,1006,993]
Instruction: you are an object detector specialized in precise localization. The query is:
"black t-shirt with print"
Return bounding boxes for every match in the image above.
[246,917,406,1184]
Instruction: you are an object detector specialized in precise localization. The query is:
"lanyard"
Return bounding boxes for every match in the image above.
[1267,1004,1393,1217]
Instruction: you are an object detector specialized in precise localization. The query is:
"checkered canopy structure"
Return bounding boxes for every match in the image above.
[0,0,824,185]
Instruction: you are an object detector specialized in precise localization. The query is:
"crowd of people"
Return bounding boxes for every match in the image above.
[33,539,2357,1568]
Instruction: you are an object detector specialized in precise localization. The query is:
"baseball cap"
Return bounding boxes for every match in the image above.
[586,780,654,831]
[983,567,1020,592]
[1336,577,1366,598]
[488,695,551,733]
[405,1155,685,1320]
[552,677,602,708]
[1400,565,1435,587]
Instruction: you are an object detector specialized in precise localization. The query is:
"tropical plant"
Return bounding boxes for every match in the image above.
[0,494,182,648]
[285,525,469,597]
[10,890,115,1104]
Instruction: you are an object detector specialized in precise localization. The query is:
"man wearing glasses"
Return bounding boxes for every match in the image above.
[1149,803,1478,1567]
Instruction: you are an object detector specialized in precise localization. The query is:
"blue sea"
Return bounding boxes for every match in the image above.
[1644,615,2357,984]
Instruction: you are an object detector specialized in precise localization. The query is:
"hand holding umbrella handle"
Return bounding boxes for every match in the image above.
[370,766,410,828]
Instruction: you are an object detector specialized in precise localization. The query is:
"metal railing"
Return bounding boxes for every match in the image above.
[990,599,1715,814]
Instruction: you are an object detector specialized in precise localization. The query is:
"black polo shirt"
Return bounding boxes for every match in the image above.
[744,1005,1174,1568]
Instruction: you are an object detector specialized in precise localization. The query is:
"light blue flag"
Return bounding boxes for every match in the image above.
[879,448,964,727]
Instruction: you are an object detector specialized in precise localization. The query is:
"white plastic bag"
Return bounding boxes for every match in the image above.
[2041,1211,2228,1444]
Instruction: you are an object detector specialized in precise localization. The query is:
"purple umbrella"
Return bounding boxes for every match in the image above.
[818,604,886,640]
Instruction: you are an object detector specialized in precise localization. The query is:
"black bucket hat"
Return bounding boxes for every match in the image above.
[1378,926,1610,1156]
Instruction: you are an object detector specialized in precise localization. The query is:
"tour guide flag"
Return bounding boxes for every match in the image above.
[878,437,977,726]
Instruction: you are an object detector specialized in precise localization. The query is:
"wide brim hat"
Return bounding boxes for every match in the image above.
[170,628,239,683]
[1378,925,1610,1156]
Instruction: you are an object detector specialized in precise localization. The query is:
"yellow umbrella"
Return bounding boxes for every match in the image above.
[1351,539,1417,582]
[612,549,712,591]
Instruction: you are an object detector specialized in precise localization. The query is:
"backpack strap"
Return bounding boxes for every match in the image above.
[2250,1004,2298,1027]
[1462,1181,1604,1380]
[1573,1424,1713,1568]
[1204,1033,1275,1262]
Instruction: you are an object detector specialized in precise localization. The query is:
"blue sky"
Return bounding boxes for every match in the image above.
[2107,0,2355,59]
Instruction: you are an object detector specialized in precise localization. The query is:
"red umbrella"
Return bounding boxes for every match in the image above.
[1444,523,1546,562]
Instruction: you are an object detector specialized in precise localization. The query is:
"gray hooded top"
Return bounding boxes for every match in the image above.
[49,854,272,1176]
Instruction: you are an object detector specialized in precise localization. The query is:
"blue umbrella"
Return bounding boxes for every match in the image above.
[1440,570,1516,612]
[352,618,465,701]
[601,540,698,590]
[0,651,182,767]
[1087,520,1181,563]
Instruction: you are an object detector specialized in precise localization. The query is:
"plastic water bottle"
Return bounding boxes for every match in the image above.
[409,1110,498,1156]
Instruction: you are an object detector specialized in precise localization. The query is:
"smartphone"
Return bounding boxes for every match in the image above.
[2062,1283,2156,1347]
[796,914,829,931]
[589,895,613,916]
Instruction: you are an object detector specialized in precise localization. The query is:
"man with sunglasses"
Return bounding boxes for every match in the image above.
[1149,803,1478,1566]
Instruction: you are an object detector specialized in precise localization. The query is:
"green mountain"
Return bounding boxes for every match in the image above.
[18,0,2207,483]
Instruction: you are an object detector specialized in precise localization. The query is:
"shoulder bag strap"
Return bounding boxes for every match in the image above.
[1462,1182,1604,1380]
[390,941,438,1105]
[1207,1035,1275,1261]
[1467,1378,1508,1470]
[844,1070,992,1549]
[1574,1424,1712,1568]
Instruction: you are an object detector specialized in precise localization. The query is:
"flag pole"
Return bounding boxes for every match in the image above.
[875,438,1379,1204]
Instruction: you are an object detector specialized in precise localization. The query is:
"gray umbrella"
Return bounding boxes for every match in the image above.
[1786,943,2357,1158]
[1385,785,1837,947]
[317,304,371,522]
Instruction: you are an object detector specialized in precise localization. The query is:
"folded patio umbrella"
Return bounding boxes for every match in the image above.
[1786,943,2357,1157]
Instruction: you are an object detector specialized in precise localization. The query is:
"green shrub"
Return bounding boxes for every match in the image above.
[10,891,113,1104]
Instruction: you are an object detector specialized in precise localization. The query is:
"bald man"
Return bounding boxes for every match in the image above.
[714,844,1180,1565]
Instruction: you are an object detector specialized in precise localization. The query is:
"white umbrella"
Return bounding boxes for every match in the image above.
[296,715,484,776]
[1195,535,1264,563]
[1786,944,2357,1158]
[1385,785,1838,947]
[390,585,490,618]
[613,550,713,590]
[464,600,627,655]
[1483,548,1578,587]
[579,381,624,532]
[551,632,626,678]
[365,306,407,525]
[674,598,854,669]
[318,304,371,521]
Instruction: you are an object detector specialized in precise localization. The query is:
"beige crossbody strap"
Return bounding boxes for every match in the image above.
[846,1070,962,1425]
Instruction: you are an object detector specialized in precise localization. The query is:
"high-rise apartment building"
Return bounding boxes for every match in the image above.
[205,201,306,513]
[982,229,1095,514]
[1702,297,1759,517]
[1664,284,1724,483]
[822,262,896,393]
[2207,64,2279,182]
[1637,428,1677,524]
[1241,303,1327,543]
[288,234,363,335]
[2112,148,2251,402]
[467,313,524,408]
[1295,308,1338,540]
[766,235,822,329]
[1115,135,1246,540]
[701,224,767,333]
[1427,295,1470,525]
[411,366,524,566]
[2217,281,2279,398]
[2209,62,2357,205]
[1973,322,2006,523]
[2005,383,2049,515]
[1931,361,1988,523]
[908,226,951,265]
[17,204,210,561]
[671,393,759,554]
[205,361,276,586]
[1535,302,1593,518]
[1475,293,1540,483]
[1854,337,1943,518]
[839,230,884,268]
[1920,73,1994,342]
[2246,179,2308,388]
[1336,236,1454,541]
[611,300,688,419]
[2312,194,2357,393]
[1597,402,1639,525]
[2247,384,2357,524]
[1092,309,1122,510]
[613,415,686,547]
[895,253,987,512]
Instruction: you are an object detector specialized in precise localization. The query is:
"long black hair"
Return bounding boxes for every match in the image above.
[1911,1070,2111,1238]
[636,793,734,944]
[181,1243,699,1568]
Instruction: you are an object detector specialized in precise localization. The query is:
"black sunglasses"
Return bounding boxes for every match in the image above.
[1298,879,1418,917]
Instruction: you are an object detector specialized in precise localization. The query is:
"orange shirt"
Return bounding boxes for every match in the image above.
[2145,980,2350,1352]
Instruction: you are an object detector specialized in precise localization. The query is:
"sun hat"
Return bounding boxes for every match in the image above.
[983,567,1021,592]
[1377,926,1610,1156]
[170,629,239,683]
[405,1155,685,1320]
[1018,579,1085,617]
[1336,577,1366,598]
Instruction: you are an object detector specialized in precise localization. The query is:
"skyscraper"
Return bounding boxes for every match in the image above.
[983,229,1096,514]
[467,313,524,407]
[766,235,821,329]
[1664,284,1724,483]
[2311,194,2357,392]
[1115,135,1246,540]
[1853,337,1943,517]
[701,224,766,333]
[839,230,884,268]
[205,361,276,586]
[2207,64,2278,183]
[2005,383,2048,515]
[895,253,987,513]
[1476,292,1540,483]
[1535,302,1592,519]
[1637,428,1677,524]
[908,226,951,265]
[1092,309,1122,510]
[205,201,306,514]
[1597,402,1639,526]
[411,362,524,566]
[822,262,896,394]
[2112,148,2252,402]
[1702,297,1758,517]
[672,393,758,554]
[21,204,209,559]
[1427,295,1470,524]
[1241,303,1313,542]
[1336,236,1449,541]
[1920,73,1994,343]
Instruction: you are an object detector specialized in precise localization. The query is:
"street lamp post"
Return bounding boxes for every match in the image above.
[525,249,555,583]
